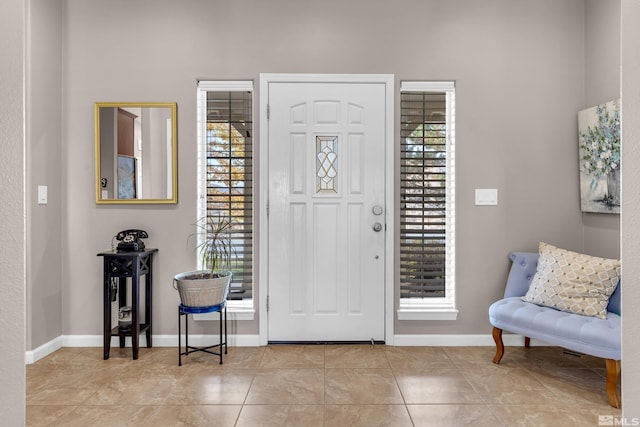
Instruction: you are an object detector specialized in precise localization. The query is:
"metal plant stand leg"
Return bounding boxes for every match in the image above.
[178,302,227,366]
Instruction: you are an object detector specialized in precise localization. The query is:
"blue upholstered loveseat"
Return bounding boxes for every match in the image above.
[489,252,621,408]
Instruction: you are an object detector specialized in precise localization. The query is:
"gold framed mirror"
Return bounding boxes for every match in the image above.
[95,102,177,204]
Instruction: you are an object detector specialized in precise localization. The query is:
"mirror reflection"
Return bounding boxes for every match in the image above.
[95,102,177,204]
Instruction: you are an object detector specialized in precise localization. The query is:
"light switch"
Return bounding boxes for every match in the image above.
[475,188,498,206]
[38,185,48,204]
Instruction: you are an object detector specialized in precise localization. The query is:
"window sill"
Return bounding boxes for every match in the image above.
[397,308,459,321]
[193,307,255,321]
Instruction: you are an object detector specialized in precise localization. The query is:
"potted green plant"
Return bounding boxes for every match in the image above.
[173,213,235,307]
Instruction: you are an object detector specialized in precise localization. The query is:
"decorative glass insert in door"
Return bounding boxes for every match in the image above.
[316,136,338,193]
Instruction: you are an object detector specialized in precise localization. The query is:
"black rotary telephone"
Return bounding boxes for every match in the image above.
[115,229,148,252]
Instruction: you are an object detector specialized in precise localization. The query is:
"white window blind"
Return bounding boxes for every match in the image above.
[197,81,253,302]
[399,81,456,318]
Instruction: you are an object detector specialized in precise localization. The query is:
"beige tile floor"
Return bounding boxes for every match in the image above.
[26,344,621,426]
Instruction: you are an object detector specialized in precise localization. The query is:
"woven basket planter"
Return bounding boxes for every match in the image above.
[174,270,231,307]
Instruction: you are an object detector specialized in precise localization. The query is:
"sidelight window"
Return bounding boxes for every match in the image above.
[398,81,457,320]
[197,81,254,314]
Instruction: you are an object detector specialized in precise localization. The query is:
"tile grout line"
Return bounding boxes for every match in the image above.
[385,347,417,427]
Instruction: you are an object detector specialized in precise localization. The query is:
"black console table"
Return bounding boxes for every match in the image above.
[97,248,158,360]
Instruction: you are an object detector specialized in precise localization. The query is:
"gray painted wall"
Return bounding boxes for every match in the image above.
[61,0,589,339]
[0,0,26,424]
[27,0,64,351]
[621,0,640,415]
[22,0,623,345]
[583,0,621,259]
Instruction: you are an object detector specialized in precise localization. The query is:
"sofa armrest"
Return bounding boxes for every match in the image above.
[504,252,539,298]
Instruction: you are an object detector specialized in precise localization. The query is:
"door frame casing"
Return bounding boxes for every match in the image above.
[258,73,395,345]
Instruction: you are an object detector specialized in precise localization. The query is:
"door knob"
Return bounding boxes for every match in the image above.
[372,222,383,232]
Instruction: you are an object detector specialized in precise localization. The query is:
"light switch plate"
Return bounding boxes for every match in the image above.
[475,188,498,205]
[38,185,48,204]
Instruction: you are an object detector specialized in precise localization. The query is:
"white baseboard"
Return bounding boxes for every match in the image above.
[25,336,64,364]
[26,333,544,364]
[60,334,261,348]
[26,334,262,363]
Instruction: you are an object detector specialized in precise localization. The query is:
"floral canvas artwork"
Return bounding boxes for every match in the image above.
[578,99,620,214]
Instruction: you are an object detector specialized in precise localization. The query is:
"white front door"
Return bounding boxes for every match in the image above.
[266,80,388,341]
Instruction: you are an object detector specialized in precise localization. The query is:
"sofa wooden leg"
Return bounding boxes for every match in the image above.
[605,359,621,409]
[492,327,504,364]
[524,337,531,348]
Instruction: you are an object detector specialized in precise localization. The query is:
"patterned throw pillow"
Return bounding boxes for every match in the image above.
[521,242,621,319]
